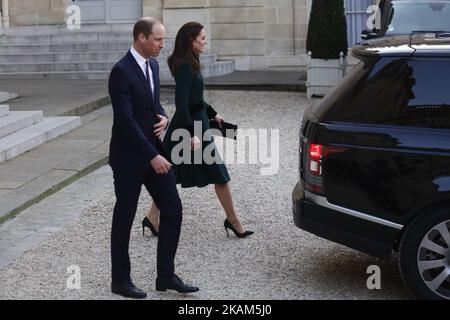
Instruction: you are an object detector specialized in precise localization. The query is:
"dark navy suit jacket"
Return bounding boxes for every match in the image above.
[108,51,168,172]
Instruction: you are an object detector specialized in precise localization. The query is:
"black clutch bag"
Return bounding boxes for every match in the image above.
[208,120,238,140]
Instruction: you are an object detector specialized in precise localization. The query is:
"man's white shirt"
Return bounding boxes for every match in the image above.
[130,46,155,97]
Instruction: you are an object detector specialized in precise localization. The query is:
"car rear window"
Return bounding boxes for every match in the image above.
[317,57,450,129]
[311,61,373,119]
[401,58,450,128]
[386,1,450,35]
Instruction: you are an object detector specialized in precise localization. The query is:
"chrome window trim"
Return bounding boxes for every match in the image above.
[305,191,404,230]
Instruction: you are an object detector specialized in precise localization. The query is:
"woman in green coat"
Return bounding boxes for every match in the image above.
[142,22,253,238]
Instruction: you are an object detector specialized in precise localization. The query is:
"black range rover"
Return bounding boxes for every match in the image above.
[292,33,450,300]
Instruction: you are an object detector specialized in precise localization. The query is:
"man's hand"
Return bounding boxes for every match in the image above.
[150,155,172,174]
[213,115,224,128]
[154,114,169,138]
[191,136,201,151]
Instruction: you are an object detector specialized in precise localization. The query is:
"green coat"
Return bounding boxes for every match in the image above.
[162,62,230,188]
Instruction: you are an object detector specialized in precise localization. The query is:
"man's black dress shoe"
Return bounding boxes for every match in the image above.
[155,274,199,293]
[111,280,147,299]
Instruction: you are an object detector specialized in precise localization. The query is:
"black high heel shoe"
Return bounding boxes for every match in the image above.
[224,219,254,238]
[142,217,159,237]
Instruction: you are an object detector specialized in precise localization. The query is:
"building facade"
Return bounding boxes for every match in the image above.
[0,0,375,71]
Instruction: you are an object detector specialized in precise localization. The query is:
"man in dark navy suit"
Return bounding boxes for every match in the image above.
[108,17,199,299]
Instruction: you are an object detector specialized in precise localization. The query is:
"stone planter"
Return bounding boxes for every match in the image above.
[306,51,347,98]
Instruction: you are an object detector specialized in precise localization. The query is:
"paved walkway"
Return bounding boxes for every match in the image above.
[0,71,306,116]
[0,80,109,116]
[0,105,113,223]
[0,165,113,269]
[163,71,306,91]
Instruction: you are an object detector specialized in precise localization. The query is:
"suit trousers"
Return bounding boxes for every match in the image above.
[111,168,182,282]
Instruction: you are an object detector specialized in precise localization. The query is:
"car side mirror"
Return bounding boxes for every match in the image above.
[361,29,379,40]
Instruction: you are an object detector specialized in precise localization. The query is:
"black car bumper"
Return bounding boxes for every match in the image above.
[292,182,399,258]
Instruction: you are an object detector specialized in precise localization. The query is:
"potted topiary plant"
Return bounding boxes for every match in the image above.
[306,0,348,98]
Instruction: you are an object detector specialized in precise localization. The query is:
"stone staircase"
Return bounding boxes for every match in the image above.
[0,24,235,80]
[0,105,81,163]
[0,91,18,103]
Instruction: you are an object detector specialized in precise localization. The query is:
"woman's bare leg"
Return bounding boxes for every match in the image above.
[214,183,245,233]
[147,183,246,234]
[146,202,160,232]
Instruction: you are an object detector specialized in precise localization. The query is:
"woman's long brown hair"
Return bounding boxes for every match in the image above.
[167,22,204,76]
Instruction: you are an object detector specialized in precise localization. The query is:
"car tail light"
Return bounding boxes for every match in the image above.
[304,143,325,195]
[309,144,323,175]
[303,142,347,196]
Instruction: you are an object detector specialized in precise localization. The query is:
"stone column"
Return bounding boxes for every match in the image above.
[162,0,211,51]
[2,0,9,28]
[265,0,296,57]
[306,0,312,16]
[295,0,309,56]
[266,0,308,72]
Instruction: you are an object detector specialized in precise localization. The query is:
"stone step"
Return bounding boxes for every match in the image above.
[0,33,176,46]
[157,54,218,67]
[160,61,236,79]
[0,61,116,73]
[0,36,175,50]
[0,51,165,64]
[0,54,218,72]
[0,116,82,163]
[0,60,235,80]
[0,71,110,80]
[0,105,9,117]
[0,33,133,45]
[0,52,124,63]
[0,92,18,104]
[0,42,134,54]
[0,43,174,58]
[0,111,43,138]
[201,61,236,78]
[1,24,135,35]
[200,53,218,65]
[0,50,213,63]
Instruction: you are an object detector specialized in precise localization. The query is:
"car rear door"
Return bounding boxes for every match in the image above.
[316,57,450,226]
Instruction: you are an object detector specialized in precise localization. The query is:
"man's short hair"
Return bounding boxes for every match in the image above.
[133,17,160,41]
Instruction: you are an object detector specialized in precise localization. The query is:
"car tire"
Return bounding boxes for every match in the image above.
[399,205,450,300]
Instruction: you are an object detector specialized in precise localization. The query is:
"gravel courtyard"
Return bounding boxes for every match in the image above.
[0,90,412,300]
